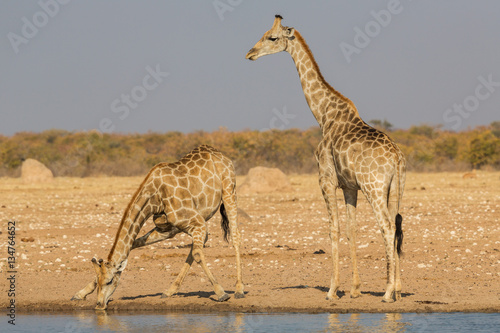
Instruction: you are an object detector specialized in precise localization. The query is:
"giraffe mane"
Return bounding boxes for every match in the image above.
[293,30,359,115]
[107,165,160,261]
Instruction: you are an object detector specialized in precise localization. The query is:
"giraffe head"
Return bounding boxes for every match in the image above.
[91,257,127,310]
[246,15,295,61]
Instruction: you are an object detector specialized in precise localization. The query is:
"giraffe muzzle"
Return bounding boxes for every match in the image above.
[245,48,258,60]
[95,301,107,310]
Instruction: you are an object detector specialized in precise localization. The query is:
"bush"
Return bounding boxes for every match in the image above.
[461,130,499,168]
[1,124,499,177]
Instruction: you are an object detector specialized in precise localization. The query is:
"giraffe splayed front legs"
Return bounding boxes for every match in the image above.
[246,15,406,302]
[71,145,244,310]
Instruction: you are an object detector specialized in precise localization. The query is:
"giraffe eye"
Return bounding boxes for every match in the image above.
[106,277,114,286]
[268,37,278,42]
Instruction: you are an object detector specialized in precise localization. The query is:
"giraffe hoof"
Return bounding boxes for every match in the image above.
[350,291,362,298]
[160,293,170,299]
[381,297,395,303]
[326,294,339,301]
[217,293,230,302]
[71,295,84,301]
[395,291,402,301]
[234,292,245,299]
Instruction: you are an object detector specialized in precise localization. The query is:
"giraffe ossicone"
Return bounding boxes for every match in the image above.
[246,15,406,302]
[71,145,245,310]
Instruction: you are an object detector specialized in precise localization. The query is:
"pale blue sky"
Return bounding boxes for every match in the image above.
[1,0,499,136]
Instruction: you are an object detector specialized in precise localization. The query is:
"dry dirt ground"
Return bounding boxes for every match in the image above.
[1,172,499,313]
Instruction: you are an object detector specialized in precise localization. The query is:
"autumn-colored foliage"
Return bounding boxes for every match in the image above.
[0,124,498,177]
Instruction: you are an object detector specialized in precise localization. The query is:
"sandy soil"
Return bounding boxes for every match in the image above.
[1,172,499,313]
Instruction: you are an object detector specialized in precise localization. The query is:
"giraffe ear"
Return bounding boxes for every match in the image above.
[284,27,295,40]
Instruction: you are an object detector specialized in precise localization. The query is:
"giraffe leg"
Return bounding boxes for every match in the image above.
[193,245,230,301]
[162,229,212,298]
[166,214,229,301]
[222,182,245,298]
[131,225,181,250]
[394,240,402,301]
[161,222,208,298]
[343,189,361,298]
[190,215,229,301]
[161,247,195,298]
[388,181,402,301]
[319,174,341,300]
[368,192,397,303]
[71,278,97,301]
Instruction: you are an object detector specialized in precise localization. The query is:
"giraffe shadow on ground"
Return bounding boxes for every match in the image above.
[361,291,414,298]
[121,290,247,302]
[120,293,163,300]
[275,285,346,298]
[173,290,248,301]
[276,285,414,299]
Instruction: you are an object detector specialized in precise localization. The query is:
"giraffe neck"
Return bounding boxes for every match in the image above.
[107,184,154,266]
[286,31,361,130]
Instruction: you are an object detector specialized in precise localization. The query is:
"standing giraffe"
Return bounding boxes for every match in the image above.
[246,15,406,302]
[71,145,245,310]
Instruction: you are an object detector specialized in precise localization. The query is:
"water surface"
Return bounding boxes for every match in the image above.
[5,312,500,333]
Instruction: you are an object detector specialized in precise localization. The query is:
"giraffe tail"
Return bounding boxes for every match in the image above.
[394,155,405,257]
[395,213,403,256]
[219,203,230,243]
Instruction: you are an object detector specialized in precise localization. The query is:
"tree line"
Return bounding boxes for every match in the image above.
[1,122,499,177]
